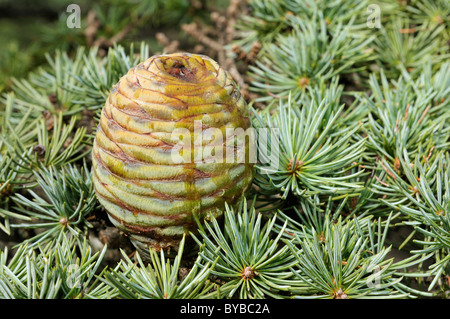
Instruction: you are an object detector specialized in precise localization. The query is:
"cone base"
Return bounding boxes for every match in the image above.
[129,234,201,261]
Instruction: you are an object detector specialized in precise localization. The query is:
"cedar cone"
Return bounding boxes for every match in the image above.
[92,53,254,255]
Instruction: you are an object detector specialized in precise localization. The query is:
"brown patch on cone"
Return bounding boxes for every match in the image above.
[164,59,198,82]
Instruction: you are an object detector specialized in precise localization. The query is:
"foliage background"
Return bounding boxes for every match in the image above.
[0,0,449,299]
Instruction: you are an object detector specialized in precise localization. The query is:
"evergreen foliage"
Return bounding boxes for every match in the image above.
[101,236,216,299]
[0,0,449,300]
[192,199,297,299]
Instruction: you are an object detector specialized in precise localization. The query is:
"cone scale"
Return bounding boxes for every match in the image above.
[92,53,254,253]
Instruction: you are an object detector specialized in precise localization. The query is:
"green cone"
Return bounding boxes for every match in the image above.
[92,53,254,252]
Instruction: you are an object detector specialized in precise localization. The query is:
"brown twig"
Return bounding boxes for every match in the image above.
[156,32,180,54]
[84,10,100,46]
[178,0,263,103]
[84,9,134,56]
